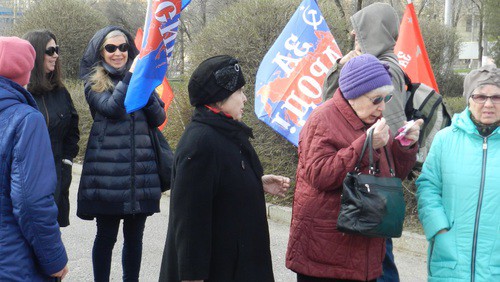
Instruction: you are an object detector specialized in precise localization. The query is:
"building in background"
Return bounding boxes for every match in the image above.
[0,0,36,35]
[456,10,496,67]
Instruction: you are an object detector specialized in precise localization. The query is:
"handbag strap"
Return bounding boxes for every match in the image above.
[356,128,396,176]
[383,146,396,177]
[367,129,376,174]
[355,128,373,172]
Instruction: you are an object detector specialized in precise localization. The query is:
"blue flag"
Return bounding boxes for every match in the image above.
[125,0,191,113]
[254,0,342,146]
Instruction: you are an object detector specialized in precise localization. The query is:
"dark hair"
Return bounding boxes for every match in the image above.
[22,29,64,94]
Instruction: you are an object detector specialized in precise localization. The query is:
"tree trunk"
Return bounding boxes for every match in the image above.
[452,0,463,28]
[179,20,185,76]
[356,0,363,12]
[478,11,484,67]
[417,0,429,17]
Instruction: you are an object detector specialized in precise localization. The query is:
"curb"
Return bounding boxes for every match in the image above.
[266,203,427,256]
[73,163,427,256]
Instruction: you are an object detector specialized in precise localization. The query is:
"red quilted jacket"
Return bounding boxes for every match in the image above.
[286,90,417,280]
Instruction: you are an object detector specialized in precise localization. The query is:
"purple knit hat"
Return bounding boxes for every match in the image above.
[339,54,392,100]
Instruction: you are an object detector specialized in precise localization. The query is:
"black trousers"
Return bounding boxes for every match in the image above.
[297,273,376,282]
[92,214,148,282]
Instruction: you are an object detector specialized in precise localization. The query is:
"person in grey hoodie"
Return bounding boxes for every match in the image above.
[322,3,408,282]
[322,2,408,136]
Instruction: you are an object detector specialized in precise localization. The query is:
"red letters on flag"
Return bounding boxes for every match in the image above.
[394,2,439,92]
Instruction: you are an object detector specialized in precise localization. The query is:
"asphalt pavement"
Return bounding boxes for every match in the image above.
[61,164,427,281]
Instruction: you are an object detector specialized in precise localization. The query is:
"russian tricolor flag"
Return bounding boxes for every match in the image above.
[125,0,191,119]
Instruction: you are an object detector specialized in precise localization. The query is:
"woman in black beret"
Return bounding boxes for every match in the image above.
[159,55,290,282]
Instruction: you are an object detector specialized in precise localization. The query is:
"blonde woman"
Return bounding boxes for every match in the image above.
[78,26,166,281]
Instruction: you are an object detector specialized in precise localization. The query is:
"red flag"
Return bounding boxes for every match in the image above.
[155,78,174,130]
[134,28,172,130]
[394,2,439,92]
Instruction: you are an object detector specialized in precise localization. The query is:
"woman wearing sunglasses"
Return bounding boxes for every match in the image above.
[78,26,166,281]
[286,54,422,281]
[417,65,500,281]
[23,30,80,228]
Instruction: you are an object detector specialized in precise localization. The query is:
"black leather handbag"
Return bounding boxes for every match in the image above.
[337,129,406,238]
[149,127,174,192]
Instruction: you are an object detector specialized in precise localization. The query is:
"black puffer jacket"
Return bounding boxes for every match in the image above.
[159,107,274,282]
[77,26,166,219]
[32,86,79,227]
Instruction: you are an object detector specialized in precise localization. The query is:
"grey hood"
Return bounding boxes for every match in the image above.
[351,3,399,60]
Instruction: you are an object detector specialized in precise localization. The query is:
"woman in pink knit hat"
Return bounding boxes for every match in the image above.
[0,36,69,281]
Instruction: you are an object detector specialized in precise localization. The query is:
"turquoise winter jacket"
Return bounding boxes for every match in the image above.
[417,108,500,282]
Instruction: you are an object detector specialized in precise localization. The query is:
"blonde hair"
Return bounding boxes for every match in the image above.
[89,30,129,93]
[89,65,114,92]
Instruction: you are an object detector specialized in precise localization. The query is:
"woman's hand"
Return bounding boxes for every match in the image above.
[262,174,290,197]
[339,49,362,65]
[369,118,390,149]
[51,265,69,280]
[401,119,424,147]
[129,57,139,73]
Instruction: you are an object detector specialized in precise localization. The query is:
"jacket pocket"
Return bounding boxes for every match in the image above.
[310,218,352,268]
[429,222,458,277]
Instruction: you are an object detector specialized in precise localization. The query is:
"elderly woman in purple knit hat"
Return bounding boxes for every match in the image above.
[287,54,423,281]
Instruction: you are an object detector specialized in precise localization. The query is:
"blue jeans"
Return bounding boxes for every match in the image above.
[92,214,147,282]
[377,238,399,282]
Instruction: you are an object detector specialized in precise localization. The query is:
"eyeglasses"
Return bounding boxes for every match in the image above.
[214,63,241,92]
[366,94,393,105]
[104,43,130,53]
[470,94,500,104]
[45,46,60,56]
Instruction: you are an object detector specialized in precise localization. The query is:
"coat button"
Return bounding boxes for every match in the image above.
[241,160,245,170]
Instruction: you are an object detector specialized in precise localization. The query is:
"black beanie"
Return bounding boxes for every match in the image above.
[188,55,246,106]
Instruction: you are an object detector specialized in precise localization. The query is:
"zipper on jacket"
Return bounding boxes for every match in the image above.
[470,136,488,282]
[42,96,50,125]
[130,113,137,212]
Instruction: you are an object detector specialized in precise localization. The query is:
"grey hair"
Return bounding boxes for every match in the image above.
[100,30,128,51]
[367,85,394,96]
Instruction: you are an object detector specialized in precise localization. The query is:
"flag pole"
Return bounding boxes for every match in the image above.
[141,0,153,48]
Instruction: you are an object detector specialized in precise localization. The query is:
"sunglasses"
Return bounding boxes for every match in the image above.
[104,43,130,53]
[471,94,500,104]
[214,63,241,92]
[45,46,60,56]
[366,94,393,105]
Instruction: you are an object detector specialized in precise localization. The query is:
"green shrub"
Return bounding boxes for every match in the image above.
[13,0,107,78]
[439,72,465,98]
[444,96,467,116]
[64,79,89,163]
[162,80,193,150]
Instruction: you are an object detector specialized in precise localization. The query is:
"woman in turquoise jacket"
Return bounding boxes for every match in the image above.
[417,65,500,281]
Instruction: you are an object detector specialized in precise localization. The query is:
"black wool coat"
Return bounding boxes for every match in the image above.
[77,26,166,219]
[159,107,274,282]
[33,86,79,227]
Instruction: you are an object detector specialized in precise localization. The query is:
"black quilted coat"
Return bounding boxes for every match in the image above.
[77,26,166,219]
[32,86,79,227]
